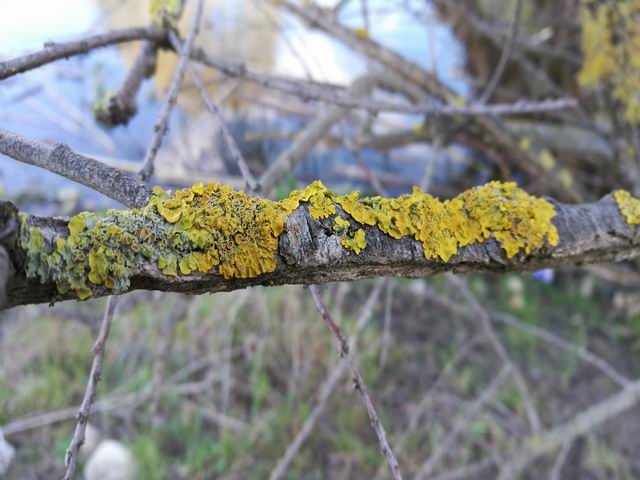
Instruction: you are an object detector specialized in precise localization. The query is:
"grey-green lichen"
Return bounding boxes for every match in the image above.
[19,180,560,300]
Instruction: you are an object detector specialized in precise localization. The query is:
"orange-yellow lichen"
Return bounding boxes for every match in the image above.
[19,180,559,300]
[614,190,640,224]
[334,181,559,261]
[341,228,367,254]
[333,216,367,253]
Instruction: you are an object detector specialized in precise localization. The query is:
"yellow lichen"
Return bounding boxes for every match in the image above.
[333,216,366,254]
[614,190,640,224]
[334,181,559,262]
[340,228,367,254]
[19,180,560,300]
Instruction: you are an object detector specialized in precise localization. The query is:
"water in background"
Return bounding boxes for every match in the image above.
[0,0,470,213]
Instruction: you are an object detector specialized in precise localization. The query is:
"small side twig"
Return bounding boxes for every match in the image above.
[447,274,542,433]
[63,296,119,480]
[476,0,523,104]
[166,30,259,192]
[309,285,403,480]
[146,295,191,417]
[138,0,206,182]
[497,379,640,479]
[548,441,572,480]
[415,365,512,480]
[94,40,158,127]
[0,26,167,81]
[269,281,385,480]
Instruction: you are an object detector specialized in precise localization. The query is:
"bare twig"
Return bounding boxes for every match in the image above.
[259,73,383,194]
[0,128,152,208]
[447,274,542,433]
[0,22,577,118]
[309,284,403,480]
[495,312,630,388]
[166,30,259,192]
[476,0,523,104]
[548,441,572,480]
[94,40,158,127]
[138,0,206,182]
[372,335,485,480]
[147,296,191,416]
[63,296,119,480]
[0,26,167,81]
[269,280,385,480]
[415,365,511,480]
[378,280,394,367]
[497,379,640,479]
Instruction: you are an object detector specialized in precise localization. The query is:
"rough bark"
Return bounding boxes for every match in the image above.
[3,194,639,308]
[0,128,152,209]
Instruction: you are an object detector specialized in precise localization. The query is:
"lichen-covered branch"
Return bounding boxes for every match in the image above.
[4,181,640,308]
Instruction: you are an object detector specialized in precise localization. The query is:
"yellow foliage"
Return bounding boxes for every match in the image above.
[149,0,183,26]
[579,0,640,125]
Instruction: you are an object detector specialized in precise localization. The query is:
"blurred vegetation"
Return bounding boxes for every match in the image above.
[3,271,640,478]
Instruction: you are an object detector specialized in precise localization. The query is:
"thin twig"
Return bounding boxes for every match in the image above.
[269,280,385,480]
[0,22,577,117]
[476,0,523,104]
[63,296,119,480]
[147,296,191,417]
[495,312,630,388]
[0,27,167,81]
[309,285,403,480]
[415,365,511,480]
[138,0,206,182]
[548,441,572,480]
[166,30,259,192]
[94,40,158,127]
[447,274,542,433]
[497,379,640,479]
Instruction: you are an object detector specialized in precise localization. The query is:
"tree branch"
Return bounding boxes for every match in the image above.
[0,128,152,209]
[0,26,168,81]
[4,186,640,308]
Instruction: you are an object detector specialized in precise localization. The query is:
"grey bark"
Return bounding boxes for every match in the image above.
[0,27,168,80]
[3,194,640,308]
[0,128,152,209]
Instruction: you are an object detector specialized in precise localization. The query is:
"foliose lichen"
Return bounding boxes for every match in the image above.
[19,180,559,300]
[335,181,559,261]
[614,190,640,224]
